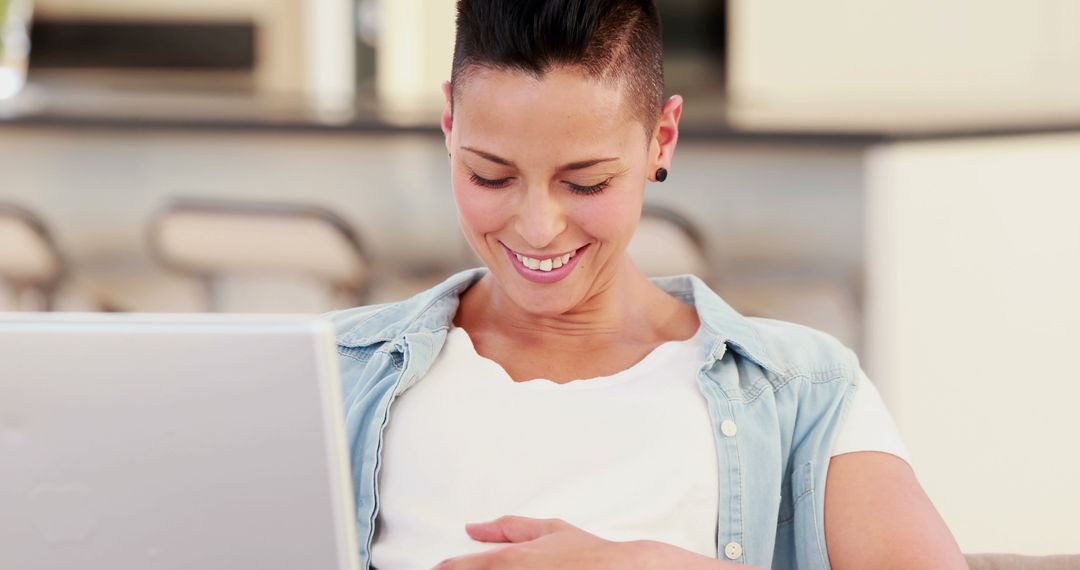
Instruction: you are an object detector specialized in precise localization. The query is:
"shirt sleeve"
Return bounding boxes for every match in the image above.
[830,369,912,465]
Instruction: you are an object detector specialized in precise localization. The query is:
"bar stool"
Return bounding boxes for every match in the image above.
[148,199,371,313]
[628,203,712,280]
[0,203,65,311]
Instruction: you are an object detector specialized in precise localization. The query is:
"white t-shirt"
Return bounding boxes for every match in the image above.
[370,326,908,570]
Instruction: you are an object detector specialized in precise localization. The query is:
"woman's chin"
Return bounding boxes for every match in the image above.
[490,273,585,316]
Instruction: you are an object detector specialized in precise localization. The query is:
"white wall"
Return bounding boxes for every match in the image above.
[0,127,864,274]
[0,126,865,337]
[865,133,1080,554]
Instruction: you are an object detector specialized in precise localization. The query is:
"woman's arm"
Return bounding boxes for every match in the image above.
[824,451,968,569]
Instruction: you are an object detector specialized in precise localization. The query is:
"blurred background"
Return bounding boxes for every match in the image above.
[1,0,1078,557]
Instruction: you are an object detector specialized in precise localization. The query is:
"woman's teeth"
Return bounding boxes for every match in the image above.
[515,250,575,272]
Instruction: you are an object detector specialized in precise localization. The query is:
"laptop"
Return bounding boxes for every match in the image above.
[0,313,360,570]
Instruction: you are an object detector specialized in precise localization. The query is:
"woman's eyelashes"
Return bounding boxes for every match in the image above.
[468,172,611,195]
[469,172,513,188]
[565,179,610,195]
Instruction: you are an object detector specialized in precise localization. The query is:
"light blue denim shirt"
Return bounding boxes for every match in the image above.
[326,268,859,570]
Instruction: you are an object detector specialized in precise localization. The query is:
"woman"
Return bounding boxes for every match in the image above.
[330,1,967,568]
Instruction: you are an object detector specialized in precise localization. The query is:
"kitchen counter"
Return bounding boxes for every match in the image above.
[5,78,1080,144]
[0,78,881,144]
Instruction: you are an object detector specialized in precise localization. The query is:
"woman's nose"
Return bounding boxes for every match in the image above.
[514,185,567,250]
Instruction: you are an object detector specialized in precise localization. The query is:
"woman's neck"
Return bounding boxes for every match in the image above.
[455,258,699,350]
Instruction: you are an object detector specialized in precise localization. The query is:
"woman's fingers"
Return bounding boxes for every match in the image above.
[465,515,568,543]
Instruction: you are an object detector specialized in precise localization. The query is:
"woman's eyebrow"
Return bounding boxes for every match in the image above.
[461,146,617,171]
[463,146,515,166]
[558,157,619,171]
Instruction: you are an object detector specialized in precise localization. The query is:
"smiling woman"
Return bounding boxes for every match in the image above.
[446,62,677,325]
[326,1,968,569]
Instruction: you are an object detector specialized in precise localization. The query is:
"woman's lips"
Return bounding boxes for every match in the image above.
[502,243,588,284]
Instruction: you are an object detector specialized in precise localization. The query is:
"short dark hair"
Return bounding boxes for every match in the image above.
[451,0,664,134]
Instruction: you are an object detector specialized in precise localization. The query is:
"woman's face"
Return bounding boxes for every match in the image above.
[442,66,680,316]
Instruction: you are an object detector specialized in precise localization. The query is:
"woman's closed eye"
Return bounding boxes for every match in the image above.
[469,172,514,189]
[565,179,610,195]
[468,172,610,195]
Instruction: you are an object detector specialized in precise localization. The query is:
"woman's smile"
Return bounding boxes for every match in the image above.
[501,242,590,284]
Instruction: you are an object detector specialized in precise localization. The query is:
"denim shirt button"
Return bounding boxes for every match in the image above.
[720,419,738,437]
[724,541,743,560]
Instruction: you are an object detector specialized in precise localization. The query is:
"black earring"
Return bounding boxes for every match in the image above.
[655,167,668,182]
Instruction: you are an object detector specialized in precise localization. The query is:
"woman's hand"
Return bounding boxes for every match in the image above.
[431,515,752,569]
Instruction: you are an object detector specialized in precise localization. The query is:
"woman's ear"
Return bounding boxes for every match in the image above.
[649,95,684,180]
[441,81,454,155]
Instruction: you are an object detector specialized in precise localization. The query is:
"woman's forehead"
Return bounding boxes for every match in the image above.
[453,66,641,158]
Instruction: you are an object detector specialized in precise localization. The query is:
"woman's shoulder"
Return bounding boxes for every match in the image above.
[659,274,859,383]
[740,315,858,381]
[732,318,862,461]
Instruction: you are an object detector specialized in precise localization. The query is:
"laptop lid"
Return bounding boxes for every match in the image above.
[0,313,359,570]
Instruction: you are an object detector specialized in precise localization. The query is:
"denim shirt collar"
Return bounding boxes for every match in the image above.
[335,267,784,377]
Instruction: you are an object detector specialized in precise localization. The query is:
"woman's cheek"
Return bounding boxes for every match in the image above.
[574,190,640,244]
[453,181,507,237]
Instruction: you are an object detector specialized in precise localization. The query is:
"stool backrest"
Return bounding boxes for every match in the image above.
[627,204,711,279]
[149,199,370,311]
[0,204,63,287]
[0,204,64,310]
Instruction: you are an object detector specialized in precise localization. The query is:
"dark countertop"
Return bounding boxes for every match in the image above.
[3,79,1079,145]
